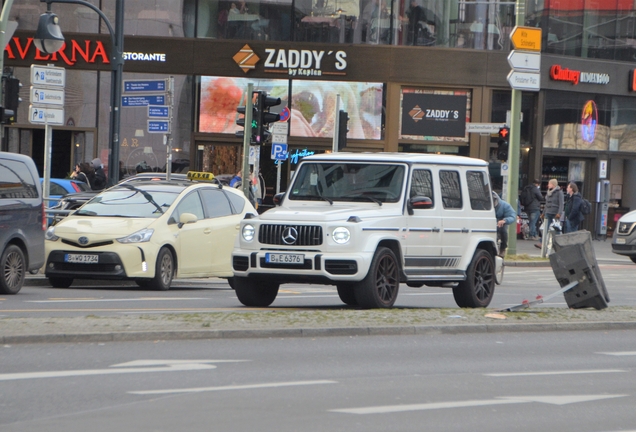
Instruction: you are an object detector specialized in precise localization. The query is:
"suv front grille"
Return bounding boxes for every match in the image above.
[258,224,323,246]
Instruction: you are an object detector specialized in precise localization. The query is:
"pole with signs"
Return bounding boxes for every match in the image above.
[166,76,174,181]
[332,94,340,152]
[271,121,288,194]
[242,84,254,201]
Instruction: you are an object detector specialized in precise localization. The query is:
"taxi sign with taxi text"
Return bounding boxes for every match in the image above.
[510,26,542,51]
[187,171,215,181]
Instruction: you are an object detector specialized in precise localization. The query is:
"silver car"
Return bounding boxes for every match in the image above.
[612,210,636,263]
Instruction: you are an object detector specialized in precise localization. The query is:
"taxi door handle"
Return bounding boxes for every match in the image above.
[432,227,440,233]
[203,229,212,234]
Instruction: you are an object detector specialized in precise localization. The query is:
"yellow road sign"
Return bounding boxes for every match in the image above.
[510,26,542,51]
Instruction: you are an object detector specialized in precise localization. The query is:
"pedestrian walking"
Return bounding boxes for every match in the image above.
[520,178,543,240]
[564,181,584,233]
[91,158,107,190]
[535,178,563,249]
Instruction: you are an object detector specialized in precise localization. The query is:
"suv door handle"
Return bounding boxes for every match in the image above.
[461,228,470,233]
[432,227,440,233]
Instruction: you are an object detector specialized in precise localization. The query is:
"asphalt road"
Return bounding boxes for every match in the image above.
[3,262,635,318]
[2,330,636,432]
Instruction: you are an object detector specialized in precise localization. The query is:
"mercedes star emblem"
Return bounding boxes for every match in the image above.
[282,227,298,245]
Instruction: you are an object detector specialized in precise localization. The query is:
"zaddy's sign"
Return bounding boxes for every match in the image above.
[233,44,347,77]
[549,64,610,85]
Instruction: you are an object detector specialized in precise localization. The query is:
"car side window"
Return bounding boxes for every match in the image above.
[225,190,246,214]
[49,182,67,197]
[466,171,492,211]
[199,188,233,218]
[169,191,204,224]
[439,170,462,209]
[410,169,434,206]
[0,159,38,199]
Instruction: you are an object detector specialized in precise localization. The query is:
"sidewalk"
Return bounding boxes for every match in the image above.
[511,232,620,264]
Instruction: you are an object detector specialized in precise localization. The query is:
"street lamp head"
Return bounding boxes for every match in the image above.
[34,11,65,54]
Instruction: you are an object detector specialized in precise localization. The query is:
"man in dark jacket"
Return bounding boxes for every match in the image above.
[521,179,543,240]
[564,181,584,233]
[91,158,107,190]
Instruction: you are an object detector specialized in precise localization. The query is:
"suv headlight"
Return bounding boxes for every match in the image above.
[45,226,59,241]
[332,227,351,244]
[117,228,154,244]
[242,224,255,242]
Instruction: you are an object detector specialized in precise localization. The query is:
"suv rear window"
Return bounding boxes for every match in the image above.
[0,159,38,199]
[466,170,492,211]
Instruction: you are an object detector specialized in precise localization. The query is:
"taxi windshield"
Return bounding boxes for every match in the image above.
[288,162,405,203]
[75,188,179,218]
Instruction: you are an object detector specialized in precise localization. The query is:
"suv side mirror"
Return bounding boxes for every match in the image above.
[407,196,433,215]
[273,193,285,206]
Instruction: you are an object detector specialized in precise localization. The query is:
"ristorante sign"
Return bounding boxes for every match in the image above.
[549,64,610,85]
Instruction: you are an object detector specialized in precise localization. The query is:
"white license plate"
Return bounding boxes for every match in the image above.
[616,238,626,244]
[265,253,304,264]
[65,254,98,264]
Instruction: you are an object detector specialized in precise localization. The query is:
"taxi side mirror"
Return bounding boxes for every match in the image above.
[178,212,198,228]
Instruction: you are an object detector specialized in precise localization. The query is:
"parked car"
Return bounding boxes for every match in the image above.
[0,152,46,294]
[611,209,636,263]
[44,175,257,290]
[232,153,501,309]
[41,178,91,207]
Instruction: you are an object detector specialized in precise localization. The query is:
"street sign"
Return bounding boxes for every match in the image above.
[123,79,168,93]
[271,143,288,160]
[271,122,289,135]
[507,71,541,91]
[510,26,542,51]
[148,105,170,118]
[507,50,541,71]
[148,120,170,133]
[30,65,66,87]
[30,87,65,106]
[466,123,506,134]
[122,95,166,107]
[278,106,291,122]
[28,106,65,125]
[272,133,287,144]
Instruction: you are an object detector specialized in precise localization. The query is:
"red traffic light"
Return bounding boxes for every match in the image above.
[498,127,509,139]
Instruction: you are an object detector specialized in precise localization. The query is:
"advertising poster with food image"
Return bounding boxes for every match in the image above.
[199,76,384,140]
[199,77,288,134]
[290,81,383,140]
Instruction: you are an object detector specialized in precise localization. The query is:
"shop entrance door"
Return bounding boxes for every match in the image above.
[31,129,93,179]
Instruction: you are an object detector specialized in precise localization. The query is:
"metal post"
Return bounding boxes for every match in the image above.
[242,83,253,200]
[332,94,340,153]
[506,0,526,256]
[43,112,52,202]
[165,76,174,181]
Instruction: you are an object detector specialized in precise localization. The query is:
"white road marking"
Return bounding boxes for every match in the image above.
[0,360,245,381]
[596,352,636,356]
[26,297,209,303]
[331,394,628,415]
[129,380,338,395]
[485,369,626,377]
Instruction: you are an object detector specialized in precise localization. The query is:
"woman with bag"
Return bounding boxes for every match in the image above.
[535,178,563,249]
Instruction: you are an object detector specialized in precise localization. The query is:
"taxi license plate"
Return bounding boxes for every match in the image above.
[616,238,626,244]
[265,253,304,264]
[65,254,98,264]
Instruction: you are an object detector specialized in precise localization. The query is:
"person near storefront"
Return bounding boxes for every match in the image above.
[564,181,584,233]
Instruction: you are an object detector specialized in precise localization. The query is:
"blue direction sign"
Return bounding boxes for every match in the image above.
[148,120,170,133]
[123,79,167,93]
[122,95,165,107]
[148,105,170,118]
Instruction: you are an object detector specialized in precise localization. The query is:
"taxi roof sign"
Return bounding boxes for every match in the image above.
[187,171,215,181]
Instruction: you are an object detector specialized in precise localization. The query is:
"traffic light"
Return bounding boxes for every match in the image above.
[255,91,281,145]
[337,110,349,151]
[235,92,258,144]
[1,76,21,125]
[497,126,509,161]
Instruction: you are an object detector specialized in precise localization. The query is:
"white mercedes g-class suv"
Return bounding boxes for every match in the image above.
[232,153,501,309]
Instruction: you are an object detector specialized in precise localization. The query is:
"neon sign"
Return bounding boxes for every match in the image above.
[580,100,598,143]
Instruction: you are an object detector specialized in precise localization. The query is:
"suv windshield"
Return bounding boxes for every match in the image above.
[75,188,180,218]
[289,163,405,203]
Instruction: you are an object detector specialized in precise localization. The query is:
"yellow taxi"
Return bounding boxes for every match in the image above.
[44,173,256,290]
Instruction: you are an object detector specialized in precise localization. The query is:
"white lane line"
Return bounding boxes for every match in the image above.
[26,298,209,303]
[596,352,636,356]
[485,369,626,377]
[331,394,628,415]
[129,380,337,395]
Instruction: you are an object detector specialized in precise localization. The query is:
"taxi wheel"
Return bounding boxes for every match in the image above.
[336,284,358,306]
[0,245,25,295]
[149,248,174,291]
[49,277,73,288]
[234,276,279,307]
[453,249,495,308]
[353,247,400,309]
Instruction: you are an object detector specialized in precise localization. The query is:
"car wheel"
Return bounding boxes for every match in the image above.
[353,247,400,309]
[234,276,279,307]
[453,249,495,308]
[336,283,358,306]
[49,277,73,288]
[630,257,636,264]
[0,245,26,295]
[149,248,174,291]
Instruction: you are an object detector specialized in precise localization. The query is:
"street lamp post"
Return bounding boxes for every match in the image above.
[34,0,124,185]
